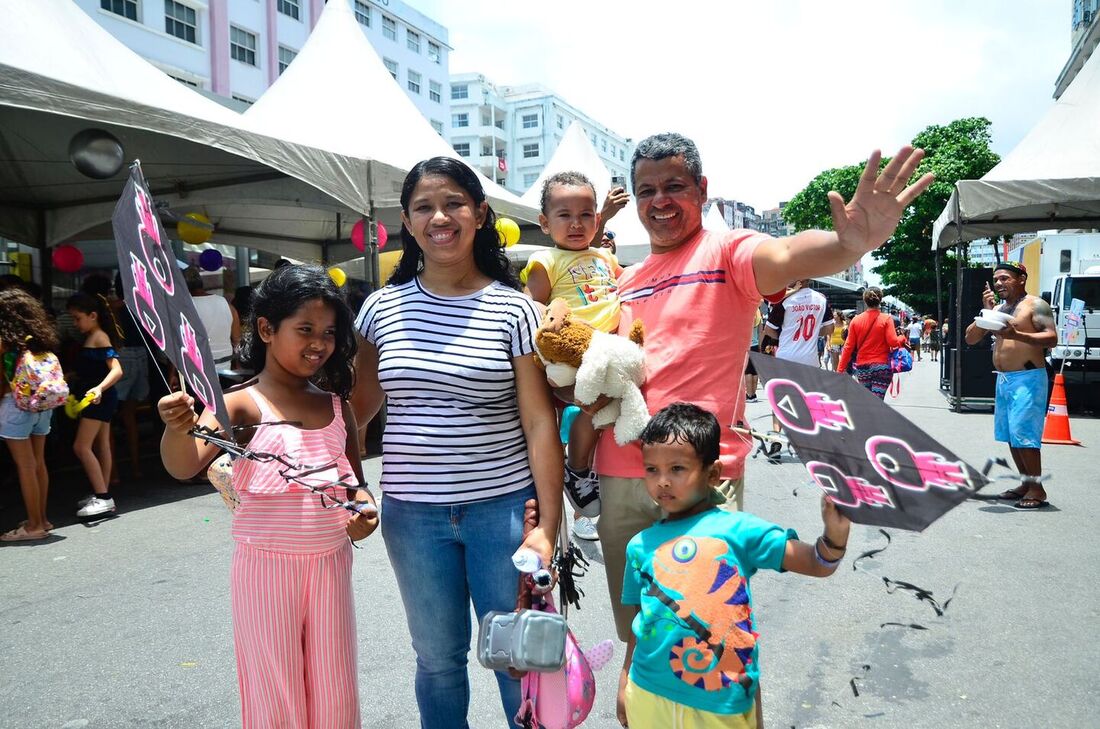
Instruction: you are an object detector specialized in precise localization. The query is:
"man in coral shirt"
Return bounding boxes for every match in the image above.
[592,132,934,643]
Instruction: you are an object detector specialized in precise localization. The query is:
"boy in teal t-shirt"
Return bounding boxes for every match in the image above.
[617,403,851,728]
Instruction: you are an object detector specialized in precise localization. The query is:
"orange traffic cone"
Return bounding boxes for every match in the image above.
[1041,373,1081,445]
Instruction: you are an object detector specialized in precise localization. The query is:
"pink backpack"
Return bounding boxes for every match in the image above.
[9,350,68,412]
[515,595,613,729]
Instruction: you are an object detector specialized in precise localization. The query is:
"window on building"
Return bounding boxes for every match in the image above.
[451,83,468,100]
[452,113,469,128]
[521,114,538,129]
[407,29,420,54]
[602,140,608,152]
[428,41,441,64]
[590,133,597,145]
[232,94,254,106]
[170,75,199,87]
[354,1,370,26]
[277,0,300,21]
[453,142,470,157]
[381,58,398,80]
[619,149,625,161]
[1060,250,1072,273]
[165,1,198,44]
[481,144,492,156]
[524,173,539,188]
[230,26,257,66]
[556,115,564,130]
[523,143,539,159]
[429,80,442,103]
[382,15,396,41]
[430,120,444,135]
[101,0,138,21]
[278,46,296,75]
[407,70,421,94]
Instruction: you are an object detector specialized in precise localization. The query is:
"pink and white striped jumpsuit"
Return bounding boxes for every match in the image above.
[229,387,360,728]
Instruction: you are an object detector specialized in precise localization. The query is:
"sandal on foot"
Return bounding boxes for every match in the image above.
[1014,498,1049,510]
[1,525,50,542]
[998,488,1027,501]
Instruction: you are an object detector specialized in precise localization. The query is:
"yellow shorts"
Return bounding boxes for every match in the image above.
[624,679,756,729]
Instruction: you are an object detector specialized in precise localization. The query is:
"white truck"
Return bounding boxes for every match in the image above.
[1043,270,1100,408]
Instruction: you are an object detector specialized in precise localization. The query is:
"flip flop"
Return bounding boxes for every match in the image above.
[997,489,1027,501]
[1014,498,1049,511]
[1,525,50,542]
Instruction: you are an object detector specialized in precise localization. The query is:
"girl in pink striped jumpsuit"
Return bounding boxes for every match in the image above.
[158,265,378,728]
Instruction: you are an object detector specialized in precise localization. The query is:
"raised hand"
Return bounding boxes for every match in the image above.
[601,186,630,222]
[828,146,935,256]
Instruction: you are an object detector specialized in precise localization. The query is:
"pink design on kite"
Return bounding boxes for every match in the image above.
[179,313,216,411]
[765,378,853,435]
[807,461,894,509]
[133,184,175,296]
[865,436,972,493]
[128,253,166,349]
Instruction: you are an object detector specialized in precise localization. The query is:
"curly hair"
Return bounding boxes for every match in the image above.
[67,292,124,348]
[239,264,357,399]
[389,156,520,290]
[540,171,597,214]
[0,289,59,354]
[639,402,720,466]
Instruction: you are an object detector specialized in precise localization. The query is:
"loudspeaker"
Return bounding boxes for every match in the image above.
[943,347,995,399]
[944,267,996,402]
[946,267,993,351]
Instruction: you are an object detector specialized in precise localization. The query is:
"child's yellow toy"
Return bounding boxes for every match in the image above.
[63,391,96,419]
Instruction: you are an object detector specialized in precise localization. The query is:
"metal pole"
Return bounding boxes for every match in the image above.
[38,211,52,310]
[952,190,964,412]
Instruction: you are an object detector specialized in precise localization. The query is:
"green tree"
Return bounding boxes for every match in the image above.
[783,118,1000,313]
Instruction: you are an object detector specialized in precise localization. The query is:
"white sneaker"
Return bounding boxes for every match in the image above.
[563,466,601,518]
[76,497,116,518]
[76,494,95,508]
[572,516,599,541]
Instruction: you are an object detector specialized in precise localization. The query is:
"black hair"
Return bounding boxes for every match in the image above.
[630,132,703,193]
[80,274,112,298]
[540,171,598,214]
[233,286,254,320]
[239,264,356,398]
[389,156,519,290]
[639,402,720,466]
[67,292,124,348]
[863,286,883,308]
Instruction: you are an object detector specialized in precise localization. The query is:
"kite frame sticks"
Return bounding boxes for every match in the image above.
[190,422,377,518]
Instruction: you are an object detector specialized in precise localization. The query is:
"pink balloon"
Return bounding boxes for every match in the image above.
[377,222,388,251]
[52,244,84,274]
[351,219,366,252]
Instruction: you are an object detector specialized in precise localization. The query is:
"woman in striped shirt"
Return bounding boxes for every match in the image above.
[159,265,378,727]
[352,157,563,728]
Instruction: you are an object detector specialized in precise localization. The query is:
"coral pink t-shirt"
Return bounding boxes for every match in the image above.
[595,228,770,480]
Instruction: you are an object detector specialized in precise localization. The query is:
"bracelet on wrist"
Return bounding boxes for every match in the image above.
[820,533,847,552]
[814,538,842,568]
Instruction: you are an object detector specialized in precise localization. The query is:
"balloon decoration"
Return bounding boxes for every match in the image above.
[495,217,521,247]
[52,244,84,274]
[351,219,366,252]
[376,222,389,251]
[68,128,125,180]
[328,267,347,287]
[199,249,224,272]
[177,212,214,245]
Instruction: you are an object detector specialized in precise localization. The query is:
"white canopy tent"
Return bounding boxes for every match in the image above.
[243,0,537,249]
[932,46,1100,249]
[519,121,614,208]
[703,203,731,232]
[0,0,385,263]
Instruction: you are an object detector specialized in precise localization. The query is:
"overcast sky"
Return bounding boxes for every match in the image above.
[414,0,1069,211]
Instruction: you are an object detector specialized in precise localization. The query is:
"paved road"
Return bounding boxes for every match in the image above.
[2,359,1097,728]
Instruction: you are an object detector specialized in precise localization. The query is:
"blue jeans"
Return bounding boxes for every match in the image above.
[382,486,533,729]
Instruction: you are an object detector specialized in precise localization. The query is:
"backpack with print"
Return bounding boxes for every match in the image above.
[9,350,69,412]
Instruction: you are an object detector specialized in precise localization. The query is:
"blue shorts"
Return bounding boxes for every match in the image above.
[0,395,53,440]
[994,368,1048,449]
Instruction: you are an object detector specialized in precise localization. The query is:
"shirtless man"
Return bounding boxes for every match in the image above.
[965,262,1057,509]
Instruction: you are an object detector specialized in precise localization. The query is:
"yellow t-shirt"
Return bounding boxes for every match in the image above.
[520,247,622,332]
[829,325,846,347]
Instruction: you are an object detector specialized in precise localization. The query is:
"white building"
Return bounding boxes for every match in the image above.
[1056,0,1100,98]
[448,73,633,196]
[78,0,451,129]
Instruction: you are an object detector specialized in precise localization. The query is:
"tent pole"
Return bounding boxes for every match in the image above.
[934,247,943,333]
[952,190,964,412]
[38,211,52,310]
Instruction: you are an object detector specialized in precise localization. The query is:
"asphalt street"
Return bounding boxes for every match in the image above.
[2,358,1098,728]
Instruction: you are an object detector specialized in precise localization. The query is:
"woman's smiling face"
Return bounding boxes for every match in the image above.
[401,174,488,269]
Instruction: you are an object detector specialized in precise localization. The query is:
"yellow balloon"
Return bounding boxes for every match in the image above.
[328,267,347,287]
[177,212,213,245]
[495,217,521,247]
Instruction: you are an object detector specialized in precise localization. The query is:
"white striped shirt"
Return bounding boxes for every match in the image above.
[356,277,540,504]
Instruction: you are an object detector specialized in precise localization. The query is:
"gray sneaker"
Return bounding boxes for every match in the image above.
[572,516,599,541]
[76,497,116,518]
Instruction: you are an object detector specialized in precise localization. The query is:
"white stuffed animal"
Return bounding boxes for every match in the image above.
[533,299,649,445]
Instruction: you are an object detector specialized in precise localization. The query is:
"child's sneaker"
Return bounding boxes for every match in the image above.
[572,515,599,541]
[76,494,95,508]
[76,496,115,518]
[563,465,600,518]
